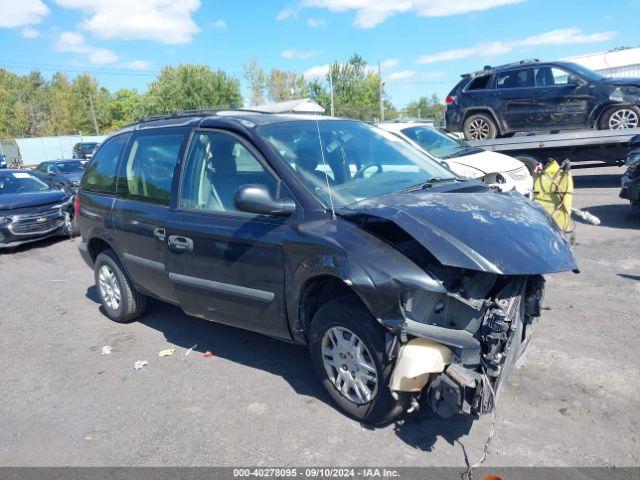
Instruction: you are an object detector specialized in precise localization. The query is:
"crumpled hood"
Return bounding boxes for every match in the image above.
[342,190,577,275]
[0,191,69,211]
[447,150,525,175]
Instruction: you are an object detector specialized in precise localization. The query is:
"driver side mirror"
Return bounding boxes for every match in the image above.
[567,74,584,86]
[233,184,296,216]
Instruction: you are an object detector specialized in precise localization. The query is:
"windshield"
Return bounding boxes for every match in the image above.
[400,126,471,158]
[80,143,98,152]
[55,161,84,173]
[562,62,605,81]
[258,119,457,209]
[0,172,51,194]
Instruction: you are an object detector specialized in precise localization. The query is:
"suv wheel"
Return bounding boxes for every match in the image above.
[463,113,498,141]
[308,298,408,424]
[94,250,146,323]
[601,106,640,130]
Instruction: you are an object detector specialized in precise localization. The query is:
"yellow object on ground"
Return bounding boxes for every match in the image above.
[533,160,574,233]
[158,348,176,357]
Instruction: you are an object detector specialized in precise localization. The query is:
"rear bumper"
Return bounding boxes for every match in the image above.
[620,173,639,202]
[78,240,93,268]
[444,108,463,132]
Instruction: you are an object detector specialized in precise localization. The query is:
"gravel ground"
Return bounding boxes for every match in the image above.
[0,164,638,467]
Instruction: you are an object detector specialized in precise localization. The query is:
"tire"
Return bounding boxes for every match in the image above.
[600,105,640,130]
[94,250,146,323]
[308,297,408,424]
[515,155,542,175]
[463,113,498,141]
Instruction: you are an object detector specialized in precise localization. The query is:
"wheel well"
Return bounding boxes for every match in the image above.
[463,109,502,133]
[87,238,113,262]
[299,276,366,336]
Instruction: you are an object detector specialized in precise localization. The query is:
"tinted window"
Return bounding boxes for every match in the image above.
[180,131,279,214]
[402,126,468,158]
[119,129,187,205]
[534,66,571,86]
[56,161,84,173]
[497,68,534,89]
[467,75,491,90]
[81,134,130,194]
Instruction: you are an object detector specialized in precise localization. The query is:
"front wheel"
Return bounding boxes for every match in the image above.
[308,298,408,424]
[463,113,498,141]
[601,106,640,130]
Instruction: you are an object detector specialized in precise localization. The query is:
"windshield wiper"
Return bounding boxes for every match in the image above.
[401,177,461,192]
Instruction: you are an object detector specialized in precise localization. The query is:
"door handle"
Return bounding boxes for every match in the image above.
[167,235,194,252]
[153,228,166,241]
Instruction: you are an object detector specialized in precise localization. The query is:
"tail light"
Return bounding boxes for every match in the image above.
[74,194,80,218]
[445,95,456,105]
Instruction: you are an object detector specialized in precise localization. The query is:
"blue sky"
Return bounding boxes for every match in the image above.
[1,0,638,107]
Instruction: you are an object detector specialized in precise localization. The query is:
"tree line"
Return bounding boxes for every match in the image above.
[0,54,445,139]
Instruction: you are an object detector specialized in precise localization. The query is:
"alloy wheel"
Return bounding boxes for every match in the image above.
[321,326,378,405]
[468,118,491,140]
[609,109,639,129]
[98,265,121,311]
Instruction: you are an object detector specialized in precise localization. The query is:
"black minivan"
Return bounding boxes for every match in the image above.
[77,111,577,423]
[445,59,640,140]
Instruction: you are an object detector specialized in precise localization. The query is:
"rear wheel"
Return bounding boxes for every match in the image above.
[600,106,640,130]
[463,113,498,141]
[308,298,408,424]
[94,250,146,323]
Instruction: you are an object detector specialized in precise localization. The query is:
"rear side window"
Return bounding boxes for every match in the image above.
[81,133,130,194]
[466,75,491,90]
[496,68,534,89]
[118,128,188,205]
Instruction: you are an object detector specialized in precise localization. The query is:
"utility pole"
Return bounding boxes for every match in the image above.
[329,70,335,117]
[87,91,99,135]
[378,60,385,122]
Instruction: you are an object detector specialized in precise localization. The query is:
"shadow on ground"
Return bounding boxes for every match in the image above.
[573,173,623,189]
[85,288,475,451]
[574,203,639,229]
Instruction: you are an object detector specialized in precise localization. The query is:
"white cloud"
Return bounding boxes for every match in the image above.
[417,28,617,64]
[54,0,202,45]
[0,0,49,28]
[307,17,326,27]
[288,0,523,28]
[55,31,119,65]
[277,5,299,21]
[380,58,398,70]
[21,27,40,38]
[281,49,321,60]
[388,70,415,81]
[211,19,227,29]
[304,64,330,79]
[120,60,152,70]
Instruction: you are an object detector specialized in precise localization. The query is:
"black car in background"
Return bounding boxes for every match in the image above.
[445,59,640,140]
[33,159,85,193]
[0,170,74,249]
[73,142,99,160]
[620,148,640,213]
[77,110,577,423]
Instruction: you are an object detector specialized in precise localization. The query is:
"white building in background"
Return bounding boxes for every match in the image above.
[14,135,106,166]
[565,47,640,78]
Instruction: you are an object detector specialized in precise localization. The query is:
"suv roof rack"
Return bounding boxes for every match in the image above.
[465,58,541,78]
[138,108,271,124]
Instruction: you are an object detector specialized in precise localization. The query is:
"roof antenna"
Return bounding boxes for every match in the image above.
[313,110,336,220]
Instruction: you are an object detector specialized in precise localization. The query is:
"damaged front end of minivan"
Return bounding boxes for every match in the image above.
[334,190,577,418]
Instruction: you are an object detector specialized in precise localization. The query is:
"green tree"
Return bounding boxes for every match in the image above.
[266,69,307,102]
[47,72,74,135]
[70,73,108,135]
[144,64,242,115]
[108,88,144,130]
[404,94,445,124]
[243,57,266,106]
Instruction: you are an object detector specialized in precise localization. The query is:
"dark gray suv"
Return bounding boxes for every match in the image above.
[445,59,640,140]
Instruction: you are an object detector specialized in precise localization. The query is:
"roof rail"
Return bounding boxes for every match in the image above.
[138,108,271,123]
[465,58,541,77]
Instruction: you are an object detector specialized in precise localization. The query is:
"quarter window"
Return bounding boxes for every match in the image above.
[118,129,188,205]
[534,66,571,86]
[81,133,130,194]
[179,131,279,214]
[466,75,491,90]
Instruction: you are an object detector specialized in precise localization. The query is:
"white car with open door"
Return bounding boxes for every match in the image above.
[379,122,533,196]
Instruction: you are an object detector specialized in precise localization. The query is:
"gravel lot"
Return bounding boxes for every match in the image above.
[1,164,638,467]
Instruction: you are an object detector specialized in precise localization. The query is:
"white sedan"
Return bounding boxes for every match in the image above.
[379,122,533,196]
